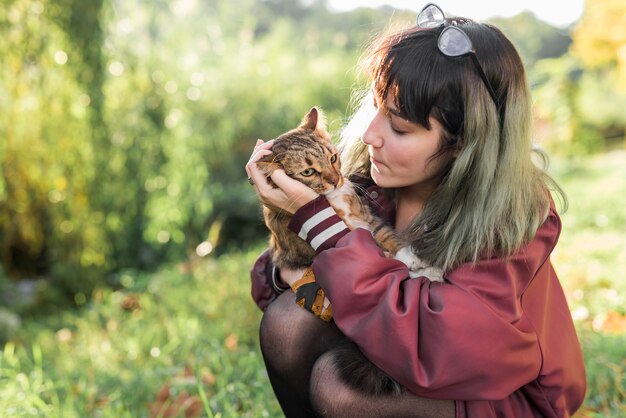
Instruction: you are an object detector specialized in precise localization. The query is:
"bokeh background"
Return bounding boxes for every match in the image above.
[0,0,624,416]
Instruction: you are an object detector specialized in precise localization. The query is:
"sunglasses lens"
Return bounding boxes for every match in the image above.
[438,26,472,57]
[417,4,445,28]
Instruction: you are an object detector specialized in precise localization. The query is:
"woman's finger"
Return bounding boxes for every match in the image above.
[246,149,272,184]
[248,148,273,165]
[251,139,275,155]
[246,139,275,179]
[247,139,273,160]
[271,169,305,192]
[271,169,318,210]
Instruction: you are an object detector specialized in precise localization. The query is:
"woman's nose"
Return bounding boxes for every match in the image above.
[361,110,384,148]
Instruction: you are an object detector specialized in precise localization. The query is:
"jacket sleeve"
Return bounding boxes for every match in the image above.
[249,195,350,311]
[308,208,562,401]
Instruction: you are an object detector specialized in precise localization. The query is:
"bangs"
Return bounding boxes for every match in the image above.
[366,27,465,135]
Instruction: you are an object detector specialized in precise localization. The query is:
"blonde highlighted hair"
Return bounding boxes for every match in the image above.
[339,20,566,272]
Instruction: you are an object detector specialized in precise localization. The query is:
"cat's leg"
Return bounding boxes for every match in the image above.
[310,346,455,418]
[259,291,346,417]
[394,247,444,282]
[370,224,445,282]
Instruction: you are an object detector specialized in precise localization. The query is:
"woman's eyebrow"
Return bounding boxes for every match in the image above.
[387,106,402,117]
[386,106,403,118]
[387,105,410,122]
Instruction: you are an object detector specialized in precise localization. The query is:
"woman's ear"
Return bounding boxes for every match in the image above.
[450,135,463,158]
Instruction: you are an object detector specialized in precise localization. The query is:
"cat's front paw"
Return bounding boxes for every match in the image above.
[394,247,444,282]
[409,266,444,282]
[394,246,424,272]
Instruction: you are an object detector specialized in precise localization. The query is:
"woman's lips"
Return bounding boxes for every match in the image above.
[370,155,384,167]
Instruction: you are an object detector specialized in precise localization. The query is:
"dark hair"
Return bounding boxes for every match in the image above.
[341,18,565,270]
[365,19,519,155]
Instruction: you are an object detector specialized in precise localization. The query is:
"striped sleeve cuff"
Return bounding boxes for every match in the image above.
[288,195,350,254]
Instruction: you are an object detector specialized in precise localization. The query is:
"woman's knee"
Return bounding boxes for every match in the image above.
[260,292,296,357]
[310,351,360,418]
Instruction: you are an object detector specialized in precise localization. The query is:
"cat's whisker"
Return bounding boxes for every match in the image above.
[352,183,384,210]
[284,189,314,214]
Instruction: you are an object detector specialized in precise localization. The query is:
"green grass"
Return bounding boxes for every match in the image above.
[1,251,281,417]
[550,150,626,417]
[1,150,625,417]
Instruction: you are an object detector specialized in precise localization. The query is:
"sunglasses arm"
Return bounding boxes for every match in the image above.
[469,53,498,106]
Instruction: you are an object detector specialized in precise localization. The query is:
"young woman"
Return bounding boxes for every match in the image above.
[245,4,586,417]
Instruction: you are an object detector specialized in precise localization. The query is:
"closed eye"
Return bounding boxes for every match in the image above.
[301,168,317,177]
[389,114,410,135]
[390,124,408,135]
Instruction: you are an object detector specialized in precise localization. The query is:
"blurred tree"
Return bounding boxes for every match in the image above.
[0,0,105,303]
[0,0,388,308]
[489,11,572,67]
[531,57,604,155]
[570,0,626,146]
[572,0,626,89]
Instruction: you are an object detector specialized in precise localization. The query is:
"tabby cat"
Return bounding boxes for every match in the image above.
[256,107,443,282]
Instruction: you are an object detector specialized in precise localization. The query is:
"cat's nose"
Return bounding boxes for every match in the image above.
[326,174,341,187]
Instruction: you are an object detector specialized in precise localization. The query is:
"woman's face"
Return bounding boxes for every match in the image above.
[361,93,452,195]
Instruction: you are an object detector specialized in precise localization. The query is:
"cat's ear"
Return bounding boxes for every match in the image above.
[300,107,326,132]
[255,153,281,176]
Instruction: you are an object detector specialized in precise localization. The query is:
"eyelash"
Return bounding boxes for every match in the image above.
[373,96,408,135]
[388,114,408,135]
[390,125,407,135]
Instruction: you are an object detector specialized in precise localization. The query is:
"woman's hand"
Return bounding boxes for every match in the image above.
[245,139,318,215]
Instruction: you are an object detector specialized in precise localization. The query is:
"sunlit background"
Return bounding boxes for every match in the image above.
[327,0,585,27]
[0,0,625,416]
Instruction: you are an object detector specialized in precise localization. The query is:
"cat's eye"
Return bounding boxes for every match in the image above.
[330,154,337,163]
[301,168,316,177]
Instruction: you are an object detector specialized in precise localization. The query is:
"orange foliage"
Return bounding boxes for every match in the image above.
[572,0,626,88]
[147,384,203,418]
[147,366,215,418]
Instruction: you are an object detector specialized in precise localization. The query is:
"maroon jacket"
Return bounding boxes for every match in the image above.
[251,185,586,417]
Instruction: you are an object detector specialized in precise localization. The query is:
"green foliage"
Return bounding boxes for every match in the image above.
[489,11,572,67]
[0,248,281,417]
[578,330,626,416]
[551,151,626,321]
[549,151,626,416]
[0,0,107,297]
[0,0,393,302]
[531,56,626,155]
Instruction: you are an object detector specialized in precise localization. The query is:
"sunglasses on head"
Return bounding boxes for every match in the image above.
[416,3,498,107]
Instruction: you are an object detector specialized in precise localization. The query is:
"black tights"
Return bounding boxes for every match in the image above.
[259,291,455,418]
